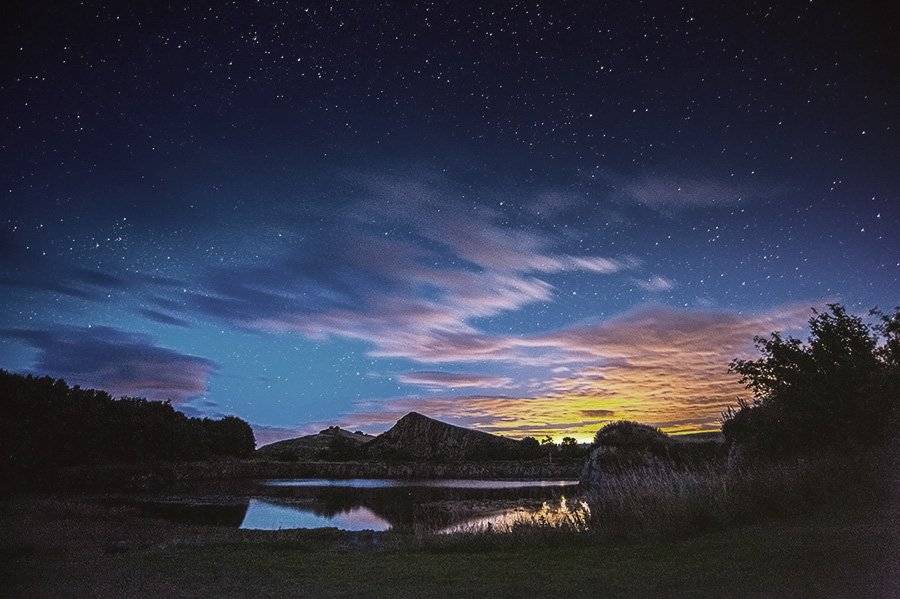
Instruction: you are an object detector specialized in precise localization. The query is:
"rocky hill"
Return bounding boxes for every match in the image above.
[256,426,374,460]
[363,412,524,461]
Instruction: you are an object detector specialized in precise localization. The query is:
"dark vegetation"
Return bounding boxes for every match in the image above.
[352,432,588,463]
[2,304,898,597]
[0,370,255,482]
[584,421,723,476]
[4,493,896,598]
[568,304,900,541]
[2,303,896,544]
[723,303,899,460]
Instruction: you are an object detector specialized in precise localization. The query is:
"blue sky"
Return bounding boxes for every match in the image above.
[2,2,897,443]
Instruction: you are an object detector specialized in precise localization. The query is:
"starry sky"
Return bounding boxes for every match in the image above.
[2,2,898,444]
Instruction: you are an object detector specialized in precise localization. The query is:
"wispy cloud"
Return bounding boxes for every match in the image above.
[191,172,638,366]
[138,308,192,328]
[0,325,215,404]
[0,262,186,304]
[333,302,815,439]
[397,371,515,389]
[622,176,745,211]
[635,276,675,292]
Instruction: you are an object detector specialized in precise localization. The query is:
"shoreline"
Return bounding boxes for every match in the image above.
[25,458,583,493]
[4,493,895,597]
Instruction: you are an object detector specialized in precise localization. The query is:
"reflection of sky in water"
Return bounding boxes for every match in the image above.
[438,497,591,534]
[264,478,579,489]
[239,499,391,531]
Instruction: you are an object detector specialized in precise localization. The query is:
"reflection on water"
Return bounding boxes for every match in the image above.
[265,478,576,489]
[240,499,391,531]
[438,497,591,534]
[135,478,581,532]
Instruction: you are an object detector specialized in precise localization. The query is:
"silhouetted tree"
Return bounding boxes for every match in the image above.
[540,435,557,463]
[559,436,587,461]
[519,436,541,459]
[723,304,899,457]
[0,370,256,480]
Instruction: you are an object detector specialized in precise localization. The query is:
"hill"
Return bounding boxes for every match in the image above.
[363,412,524,461]
[256,426,374,460]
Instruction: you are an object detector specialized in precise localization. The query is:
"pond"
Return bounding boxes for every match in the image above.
[263,478,577,489]
[135,478,582,533]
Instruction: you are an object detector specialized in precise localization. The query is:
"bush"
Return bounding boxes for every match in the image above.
[593,421,670,452]
[722,304,900,458]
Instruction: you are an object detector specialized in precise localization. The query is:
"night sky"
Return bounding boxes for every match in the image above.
[2,2,898,443]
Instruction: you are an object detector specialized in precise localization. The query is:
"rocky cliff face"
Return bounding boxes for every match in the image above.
[364,412,524,461]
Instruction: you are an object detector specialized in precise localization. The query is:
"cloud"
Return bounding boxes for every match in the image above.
[580,409,616,418]
[333,302,816,439]
[139,308,192,328]
[353,173,636,275]
[0,275,101,300]
[0,325,216,404]
[70,267,131,290]
[635,276,675,292]
[397,371,514,389]
[0,260,187,303]
[190,173,637,365]
[622,176,745,211]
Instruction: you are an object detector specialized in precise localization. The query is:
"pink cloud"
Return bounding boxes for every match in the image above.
[397,371,515,389]
[327,302,817,439]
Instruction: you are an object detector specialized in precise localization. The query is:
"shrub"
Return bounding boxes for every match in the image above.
[593,421,670,452]
[723,304,900,458]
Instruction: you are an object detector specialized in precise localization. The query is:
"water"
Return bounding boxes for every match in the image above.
[240,499,391,531]
[135,478,580,532]
[263,478,576,489]
[437,497,591,534]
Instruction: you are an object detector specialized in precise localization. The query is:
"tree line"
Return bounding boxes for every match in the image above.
[0,370,255,478]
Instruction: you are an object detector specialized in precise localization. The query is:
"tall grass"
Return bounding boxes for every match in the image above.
[586,464,727,539]
[421,452,889,548]
[586,453,885,540]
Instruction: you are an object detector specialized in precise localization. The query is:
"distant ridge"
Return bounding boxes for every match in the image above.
[363,412,523,461]
[256,426,374,460]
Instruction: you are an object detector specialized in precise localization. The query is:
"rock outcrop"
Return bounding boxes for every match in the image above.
[363,412,524,462]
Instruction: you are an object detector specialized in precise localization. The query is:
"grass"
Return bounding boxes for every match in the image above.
[3,452,897,597]
[413,454,891,547]
[582,452,893,539]
[3,493,898,598]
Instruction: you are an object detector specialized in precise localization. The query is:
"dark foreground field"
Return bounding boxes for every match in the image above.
[2,495,898,598]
